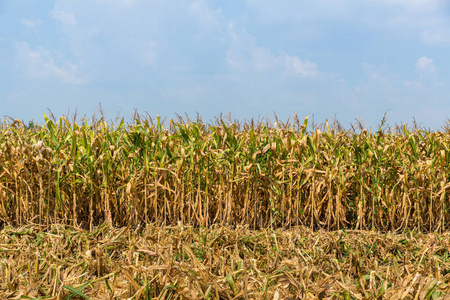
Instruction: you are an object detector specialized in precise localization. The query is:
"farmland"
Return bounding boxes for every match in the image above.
[1,114,450,298]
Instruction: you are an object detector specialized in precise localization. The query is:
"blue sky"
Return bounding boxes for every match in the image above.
[1,0,450,130]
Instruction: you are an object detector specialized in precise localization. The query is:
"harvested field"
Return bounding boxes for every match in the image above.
[1,224,450,299]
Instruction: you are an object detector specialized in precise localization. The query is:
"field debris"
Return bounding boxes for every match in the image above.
[1,224,450,299]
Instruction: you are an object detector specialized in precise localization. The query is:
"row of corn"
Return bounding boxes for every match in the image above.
[1,114,450,231]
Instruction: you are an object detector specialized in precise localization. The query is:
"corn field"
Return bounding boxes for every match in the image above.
[1,114,450,232]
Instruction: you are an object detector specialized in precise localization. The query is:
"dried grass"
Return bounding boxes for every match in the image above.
[1,224,450,299]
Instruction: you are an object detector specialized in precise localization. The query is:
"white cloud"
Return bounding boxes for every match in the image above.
[361,63,391,83]
[226,25,318,78]
[284,56,319,78]
[416,56,436,73]
[243,1,449,47]
[404,80,425,90]
[189,0,225,35]
[94,0,140,8]
[250,47,280,71]
[227,43,319,78]
[51,10,77,25]
[21,18,43,29]
[226,27,273,72]
[242,0,351,23]
[378,0,441,11]
[15,41,86,84]
[420,29,450,44]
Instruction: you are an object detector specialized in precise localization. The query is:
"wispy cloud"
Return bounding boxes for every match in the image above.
[416,56,436,73]
[21,18,43,29]
[404,80,425,90]
[361,63,394,85]
[226,25,319,78]
[14,41,86,84]
[51,10,77,25]
[189,0,226,35]
[420,29,450,44]
[243,1,449,47]
[94,0,140,8]
[284,56,319,78]
[379,0,441,11]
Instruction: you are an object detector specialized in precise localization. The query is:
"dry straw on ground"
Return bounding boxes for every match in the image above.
[1,223,450,299]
